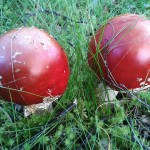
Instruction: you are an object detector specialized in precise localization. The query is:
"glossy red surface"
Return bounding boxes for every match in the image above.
[0,27,70,105]
[88,14,150,90]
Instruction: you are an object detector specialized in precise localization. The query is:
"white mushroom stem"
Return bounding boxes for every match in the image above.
[24,96,59,117]
[96,83,118,101]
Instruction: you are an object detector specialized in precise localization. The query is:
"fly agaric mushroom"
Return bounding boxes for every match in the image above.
[88,14,150,91]
[0,27,70,105]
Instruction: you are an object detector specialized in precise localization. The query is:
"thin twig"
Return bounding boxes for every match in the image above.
[128,117,150,150]
[120,84,150,109]
[23,9,87,26]
[76,128,95,150]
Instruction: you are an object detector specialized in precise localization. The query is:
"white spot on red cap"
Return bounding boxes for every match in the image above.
[2,46,5,50]
[15,69,21,73]
[19,87,23,91]
[47,89,52,95]
[12,52,22,59]
[147,78,150,82]
[137,78,142,82]
[13,60,22,64]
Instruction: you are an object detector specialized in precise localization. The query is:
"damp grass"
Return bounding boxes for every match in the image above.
[0,0,150,149]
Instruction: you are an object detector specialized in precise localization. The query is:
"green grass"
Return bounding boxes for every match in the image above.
[0,0,150,149]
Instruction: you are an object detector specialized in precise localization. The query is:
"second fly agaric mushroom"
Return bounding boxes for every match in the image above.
[0,27,70,105]
[88,14,150,91]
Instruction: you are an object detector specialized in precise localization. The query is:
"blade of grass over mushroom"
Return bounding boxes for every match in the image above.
[88,21,119,88]
[106,15,146,53]
[88,21,117,101]
[0,86,44,98]
[89,14,150,91]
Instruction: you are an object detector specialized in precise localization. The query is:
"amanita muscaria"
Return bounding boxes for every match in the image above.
[0,27,70,105]
[88,14,150,91]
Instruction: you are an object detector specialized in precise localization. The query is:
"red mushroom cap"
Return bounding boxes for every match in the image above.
[88,14,150,90]
[0,27,70,105]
